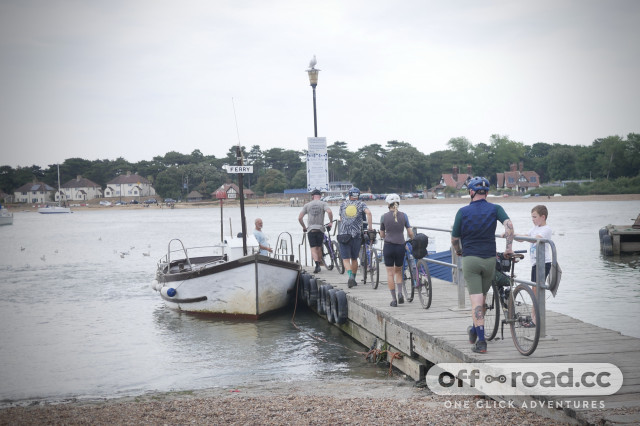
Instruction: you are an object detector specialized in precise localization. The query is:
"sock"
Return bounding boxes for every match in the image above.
[352,272,356,279]
[347,270,352,278]
[397,281,404,295]
[315,261,320,266]
[390,289,397,302]
[477,325,485,342]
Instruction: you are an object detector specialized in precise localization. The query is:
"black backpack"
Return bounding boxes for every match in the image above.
[410,233,429,259]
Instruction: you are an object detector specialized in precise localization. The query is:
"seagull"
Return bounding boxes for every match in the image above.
[143,251,150,257]
[54,250,58,254]
[120,253,125,259]
[309,55,317,69]
[20,246,25,251]
[40,255,46,261]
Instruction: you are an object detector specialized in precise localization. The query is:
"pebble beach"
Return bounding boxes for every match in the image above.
[0,379,574,425]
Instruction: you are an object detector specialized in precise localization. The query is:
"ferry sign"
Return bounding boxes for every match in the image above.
[224,165,253,174]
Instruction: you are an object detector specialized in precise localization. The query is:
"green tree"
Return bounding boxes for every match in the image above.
[154,167,183,199]
[327,141,352,182]
[255,169,287,194]
[547,145,577,181]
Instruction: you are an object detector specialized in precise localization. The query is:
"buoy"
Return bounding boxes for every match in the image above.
[323,285,334,319]
[161,287,177,298]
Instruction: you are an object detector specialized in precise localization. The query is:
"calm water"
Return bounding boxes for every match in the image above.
[0,199,638,405]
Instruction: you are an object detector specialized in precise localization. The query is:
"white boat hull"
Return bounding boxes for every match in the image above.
[155,253,300,318]
[0,212,12,226]
[38,206,71,214]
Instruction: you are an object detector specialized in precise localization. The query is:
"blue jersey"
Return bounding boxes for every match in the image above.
[451,199,509,258]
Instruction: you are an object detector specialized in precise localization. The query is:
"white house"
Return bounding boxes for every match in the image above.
[14,181,56,203]
[104,172,156,199]
[60,175,103,201]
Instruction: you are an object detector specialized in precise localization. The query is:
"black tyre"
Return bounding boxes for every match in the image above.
[301,273,310,302]
[308,278,318,307]
[483,284,500,341]
[359,245,368,284]
[322,241,334,270]
[329,289,340,324]
[602,235,613,256]
[331,241,345,274]
[317,284,326,315]
[508,284,541,356]
[326,288,336,323]
[415,259,432,309]
[335,290,348,325]
[402,259,415,303]
[370,248,380,289]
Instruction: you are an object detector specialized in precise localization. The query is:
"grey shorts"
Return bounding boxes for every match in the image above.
[462,256,496,295]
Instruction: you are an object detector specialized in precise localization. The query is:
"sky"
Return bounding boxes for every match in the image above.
[1,0,638,168]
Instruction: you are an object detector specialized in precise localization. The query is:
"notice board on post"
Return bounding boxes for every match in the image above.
[306,137,329,192]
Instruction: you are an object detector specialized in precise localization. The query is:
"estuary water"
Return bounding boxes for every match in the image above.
[0,199,638,406]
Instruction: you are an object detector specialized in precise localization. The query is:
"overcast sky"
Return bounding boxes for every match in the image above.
[1,0,638,168]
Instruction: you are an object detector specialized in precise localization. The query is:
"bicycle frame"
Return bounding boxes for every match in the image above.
[400,240,433,308]
[321,222,344,274]
[359,230,379,288]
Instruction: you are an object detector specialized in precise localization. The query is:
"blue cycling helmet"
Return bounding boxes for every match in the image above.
[468,176,490,193]
[348,187,360,198]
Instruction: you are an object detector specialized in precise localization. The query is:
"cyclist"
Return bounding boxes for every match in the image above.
[379,194,414,307]
[298,189,333,273]
[451,177,514,354]
[337,187,373,288]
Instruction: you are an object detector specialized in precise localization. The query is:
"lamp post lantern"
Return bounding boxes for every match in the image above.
[306,55,319,137]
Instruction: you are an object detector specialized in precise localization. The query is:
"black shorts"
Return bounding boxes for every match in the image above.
[308,231,324,248]
[383,242,405,267]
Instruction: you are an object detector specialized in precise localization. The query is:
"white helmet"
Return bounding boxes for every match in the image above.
[385,193,401,205]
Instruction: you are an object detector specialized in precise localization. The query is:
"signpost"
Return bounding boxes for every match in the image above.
[307,137,328,193]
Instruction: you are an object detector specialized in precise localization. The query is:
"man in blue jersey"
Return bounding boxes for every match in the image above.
[451,177,514,354]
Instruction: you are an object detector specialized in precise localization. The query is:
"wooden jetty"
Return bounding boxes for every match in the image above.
[600,215,640,255]
[298,267,640,425]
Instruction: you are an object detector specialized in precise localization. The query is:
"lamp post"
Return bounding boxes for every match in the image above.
[306,55,319,137]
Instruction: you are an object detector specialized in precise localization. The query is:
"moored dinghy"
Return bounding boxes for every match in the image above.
[153,235,300,318]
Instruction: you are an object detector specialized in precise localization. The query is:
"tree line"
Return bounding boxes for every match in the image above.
[1,133,638,200]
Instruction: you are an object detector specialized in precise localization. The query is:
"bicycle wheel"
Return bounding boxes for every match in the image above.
[359,245,368,284]
[483,284,500,341]
[369,248,380,289]
[331,241,345,274]
[508,284,541,356]
[322,240,334,270]
[415,259,432,309]
[402,258,415,303]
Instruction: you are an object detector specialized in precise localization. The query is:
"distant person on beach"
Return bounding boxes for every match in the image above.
[337,187,373,288]
[451,177,514,354]
[516,205,552,326]
[298,189,333,273]
[379,194,414,307]
[253,218,273,255]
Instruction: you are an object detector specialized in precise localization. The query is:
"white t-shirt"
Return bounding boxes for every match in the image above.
[528,224,552,264]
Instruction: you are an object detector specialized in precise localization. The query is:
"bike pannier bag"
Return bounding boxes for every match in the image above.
[411,233,429,259]
[337,234,352,244]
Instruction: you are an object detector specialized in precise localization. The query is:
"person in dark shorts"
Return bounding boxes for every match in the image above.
[451,177,514,354]
[379,194,414,307]
[337,187,372,288]
[298,189,333,273]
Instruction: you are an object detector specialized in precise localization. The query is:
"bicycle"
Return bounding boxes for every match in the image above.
[400,239,432,309]
[358,229,380,288]
[483,251,541,356]
[320,222,344,274]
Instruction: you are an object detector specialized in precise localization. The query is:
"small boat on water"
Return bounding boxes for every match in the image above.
[38,164,71,214]
[152,235,300,318]
[152,143,301,318]
[0,206,13,226]
[599,214,640,255]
